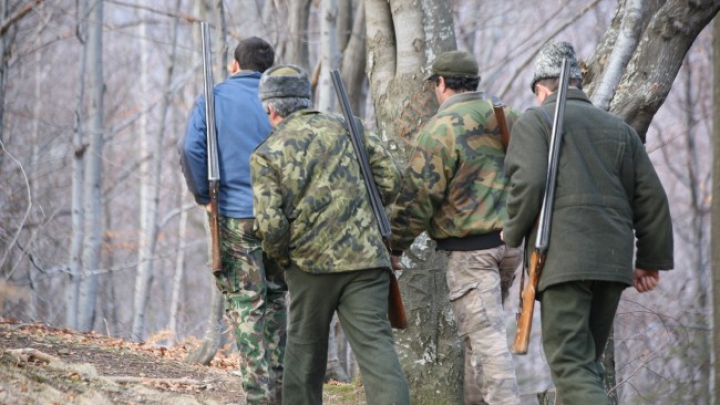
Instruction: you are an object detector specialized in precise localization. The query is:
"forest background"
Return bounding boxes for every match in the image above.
[1,0,719,404]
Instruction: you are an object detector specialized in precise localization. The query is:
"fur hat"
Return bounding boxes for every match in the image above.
[425,51,479,81]
[530,41,583,93]
[258,64,311,101]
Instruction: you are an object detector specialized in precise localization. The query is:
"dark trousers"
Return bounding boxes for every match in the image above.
[539,280,625,405]
[282,267,410,405]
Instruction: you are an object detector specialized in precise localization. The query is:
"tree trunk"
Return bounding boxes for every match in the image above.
[168,204,188,340]
[318,0,338,112]
[78,0,104,333]
[365,0,460,402]
[185,275,224,365]
[131,8,153,343]
[340,1,366,115]
[285,0,312,72]
[66,0,88,329]
[609,0,720,140]
[131,0,181,342]
[712,14,720,405]
[0,0,8,170]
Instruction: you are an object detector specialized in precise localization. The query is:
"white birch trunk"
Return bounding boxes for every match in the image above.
[78,0,104,333]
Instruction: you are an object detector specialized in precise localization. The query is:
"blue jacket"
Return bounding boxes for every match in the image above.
[180,71,272,218]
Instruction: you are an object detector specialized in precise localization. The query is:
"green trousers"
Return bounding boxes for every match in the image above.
[283,267,410,405]
[539,280,625,405]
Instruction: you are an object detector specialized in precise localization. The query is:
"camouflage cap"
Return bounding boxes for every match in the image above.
[530,40,583,93]
[425,51,479,81]
[259,64,311,101]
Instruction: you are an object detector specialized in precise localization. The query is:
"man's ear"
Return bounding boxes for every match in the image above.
[230,60,240,74]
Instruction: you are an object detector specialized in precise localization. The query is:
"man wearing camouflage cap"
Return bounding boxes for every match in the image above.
[179,37,287,405]
[503,40,674,404]
[389,50,522,405]
[250,64,410,405]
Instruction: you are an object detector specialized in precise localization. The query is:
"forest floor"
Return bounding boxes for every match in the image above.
[0,318,364,405]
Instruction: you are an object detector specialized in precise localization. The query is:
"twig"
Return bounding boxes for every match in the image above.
[107,376,203,385]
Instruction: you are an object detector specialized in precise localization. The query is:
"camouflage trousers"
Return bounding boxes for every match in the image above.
[445,245,522,405]
[214,216,288,405]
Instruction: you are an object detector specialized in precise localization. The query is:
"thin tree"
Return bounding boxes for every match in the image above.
[78,0,104,333]
[711,13,720,405]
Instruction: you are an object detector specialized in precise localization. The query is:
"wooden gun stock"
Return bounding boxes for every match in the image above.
[202,22,223,277]
[387,272,407,329]
[491,97,511,152]
[512,249,545,354]
[208,180,222,276]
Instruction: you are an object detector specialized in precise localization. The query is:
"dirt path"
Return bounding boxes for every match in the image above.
[0,319,364,405]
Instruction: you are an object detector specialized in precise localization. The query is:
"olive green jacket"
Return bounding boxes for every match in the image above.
[389,91,519,251]
[503,89,673,290]
[250,109,401,274]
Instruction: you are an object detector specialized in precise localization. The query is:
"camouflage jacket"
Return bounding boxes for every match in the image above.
[250,109,402,273]
[389,91,519,251]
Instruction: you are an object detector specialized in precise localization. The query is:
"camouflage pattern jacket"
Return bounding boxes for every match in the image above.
[389,91,519,251]
[250,109,402,274]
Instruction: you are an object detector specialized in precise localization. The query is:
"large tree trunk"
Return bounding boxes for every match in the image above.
[608,0,720,140]
[340,1,367,115]
[285,0,312,72]
[712,14,720,405]
[78,0,104,333]
[366,3,460,402]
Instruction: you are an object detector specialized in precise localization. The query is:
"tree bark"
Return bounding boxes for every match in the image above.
[318,0,339,112]
[365,0,461,402]
[67,0,88,330]
[285,0,312,72]
[340,1,366,115]
[78,0,104,333]
[712,14,720,405]
[609,0,720,140]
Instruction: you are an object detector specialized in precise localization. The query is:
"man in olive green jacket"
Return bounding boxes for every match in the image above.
[503,41,674,405]
[250,65,410,405]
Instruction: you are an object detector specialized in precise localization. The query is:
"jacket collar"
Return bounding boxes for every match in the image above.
[542,87,592,106]
[438,91,485,112]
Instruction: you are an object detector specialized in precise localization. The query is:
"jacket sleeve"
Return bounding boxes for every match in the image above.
[364,129,402,207]
[503,109,549,248]
[250,150,291,268]
[629,130,674,270]
[179,95,210,205]
[388,120,454,251]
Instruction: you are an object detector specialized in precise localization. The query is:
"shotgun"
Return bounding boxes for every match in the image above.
[491,96,511,151]
[201,22,222,277]
[330,69,408,330]
[512,58,571,354]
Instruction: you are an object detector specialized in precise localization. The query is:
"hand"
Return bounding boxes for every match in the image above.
[633,269,659,293]
[391,253,403,271]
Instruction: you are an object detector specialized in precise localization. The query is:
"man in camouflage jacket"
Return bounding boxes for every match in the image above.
[250,65,410,405]
[389,51,522,405]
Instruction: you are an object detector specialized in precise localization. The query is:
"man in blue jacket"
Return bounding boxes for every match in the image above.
[179,37,287,405]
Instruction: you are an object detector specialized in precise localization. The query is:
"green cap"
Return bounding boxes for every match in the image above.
[425,51,479,81]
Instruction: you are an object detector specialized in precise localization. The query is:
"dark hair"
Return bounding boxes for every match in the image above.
[234,37,275,73]
[534,77,583,93]
[427,74,479,92]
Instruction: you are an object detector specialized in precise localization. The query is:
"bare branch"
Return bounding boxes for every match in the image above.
[0,0,44,37]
